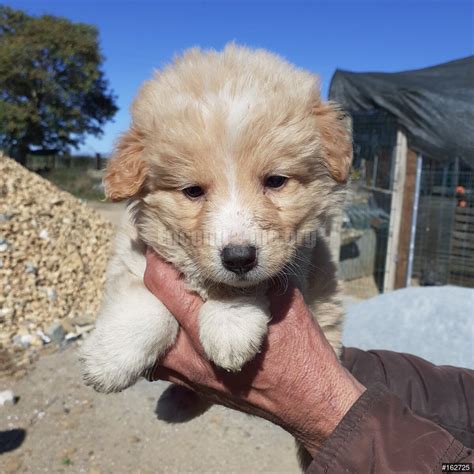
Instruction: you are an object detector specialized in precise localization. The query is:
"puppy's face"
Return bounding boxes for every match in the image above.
[104,46,352,287]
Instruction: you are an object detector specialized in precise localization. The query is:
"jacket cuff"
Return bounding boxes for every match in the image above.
[307,383,388,472]
[307,382,467,473]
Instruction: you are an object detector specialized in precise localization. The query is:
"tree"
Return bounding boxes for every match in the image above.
[0,6,118,164]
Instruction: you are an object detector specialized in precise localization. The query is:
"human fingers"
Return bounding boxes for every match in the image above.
[144,248,203,338]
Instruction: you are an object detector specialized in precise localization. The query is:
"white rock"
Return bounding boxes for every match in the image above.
[46,288,57,301]
[0,390,16,406]
[0,307,13,319]
[36,329,51,344]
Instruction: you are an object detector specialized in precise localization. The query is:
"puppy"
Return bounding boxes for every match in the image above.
[80,44,351,461]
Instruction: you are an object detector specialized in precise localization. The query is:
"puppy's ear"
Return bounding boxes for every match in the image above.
[104,128,148,201]
[313,102,353,184]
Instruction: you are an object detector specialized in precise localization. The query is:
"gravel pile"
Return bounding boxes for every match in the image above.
[0,154,113,375]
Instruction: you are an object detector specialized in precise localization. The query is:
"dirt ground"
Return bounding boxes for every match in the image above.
[0,344,300,474]
[1,201,300,474]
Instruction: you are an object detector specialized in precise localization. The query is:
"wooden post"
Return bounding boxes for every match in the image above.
[394,148,418,289]
[383,129,407,292]
[328,211,343,266]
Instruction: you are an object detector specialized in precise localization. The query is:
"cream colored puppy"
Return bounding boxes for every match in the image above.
[80,44,352,397]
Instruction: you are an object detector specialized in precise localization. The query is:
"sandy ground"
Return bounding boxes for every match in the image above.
[1,201,300,474]
[0,345,300,474]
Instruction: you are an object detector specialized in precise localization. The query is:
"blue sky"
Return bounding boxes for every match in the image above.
[8,0,474,155]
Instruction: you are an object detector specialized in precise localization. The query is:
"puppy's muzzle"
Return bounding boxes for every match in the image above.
[221,245,257,274]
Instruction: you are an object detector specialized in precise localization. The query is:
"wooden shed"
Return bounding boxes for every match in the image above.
[329,57,474,292]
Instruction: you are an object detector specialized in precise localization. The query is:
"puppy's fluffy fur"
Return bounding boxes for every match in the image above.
[80,44,352,440]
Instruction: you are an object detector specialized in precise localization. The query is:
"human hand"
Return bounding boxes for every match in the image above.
[144,249,365,455]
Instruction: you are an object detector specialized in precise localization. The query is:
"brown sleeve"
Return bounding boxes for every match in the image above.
[341,347,474,448]
[307,383,473,474]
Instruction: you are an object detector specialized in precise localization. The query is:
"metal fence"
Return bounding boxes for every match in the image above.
[336,111,474,300]
[413,161,474,287]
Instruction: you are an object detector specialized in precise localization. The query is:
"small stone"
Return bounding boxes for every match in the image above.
[46,322,66,344]
[74,324,95,336]
[70,314,96,326]
[12,334,33,349]
[61,320,75,333]
[65,332,79,342]
[36,329,51,344]
[38,229,49,240]
[0,390,16,406]
[0,307,13,319]
[0,242,8,252]
[29,334,43,347]
[24,261,37,274]
[46,288,57,301]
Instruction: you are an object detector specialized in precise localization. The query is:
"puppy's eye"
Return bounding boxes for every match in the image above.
[264,175,288,189]
[183,185,205,199]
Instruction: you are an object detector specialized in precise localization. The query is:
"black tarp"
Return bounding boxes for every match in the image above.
[329,56,474,165]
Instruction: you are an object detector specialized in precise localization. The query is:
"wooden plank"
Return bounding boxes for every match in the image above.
[384,130,407,292]
[394,147,417,289]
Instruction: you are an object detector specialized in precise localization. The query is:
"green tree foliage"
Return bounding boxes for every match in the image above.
[0,6,118,163]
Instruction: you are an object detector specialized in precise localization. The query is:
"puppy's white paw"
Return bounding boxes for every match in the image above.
[79,285,179,393]
[80,314,178,393]
[199,297,270,372]
[80,330,144,393]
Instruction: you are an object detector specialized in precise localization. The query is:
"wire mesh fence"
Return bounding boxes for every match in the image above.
[413,161,474,287]
[336,111,474,300]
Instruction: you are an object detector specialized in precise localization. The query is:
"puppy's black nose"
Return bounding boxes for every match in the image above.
[221,245,257,274]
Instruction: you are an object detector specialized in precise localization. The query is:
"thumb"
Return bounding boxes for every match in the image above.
[144,247,203,337]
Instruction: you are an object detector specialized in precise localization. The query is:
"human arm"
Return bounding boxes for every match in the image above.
[144,250,473,470]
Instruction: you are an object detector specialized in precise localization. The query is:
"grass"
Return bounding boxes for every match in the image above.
[41,167,105,201]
